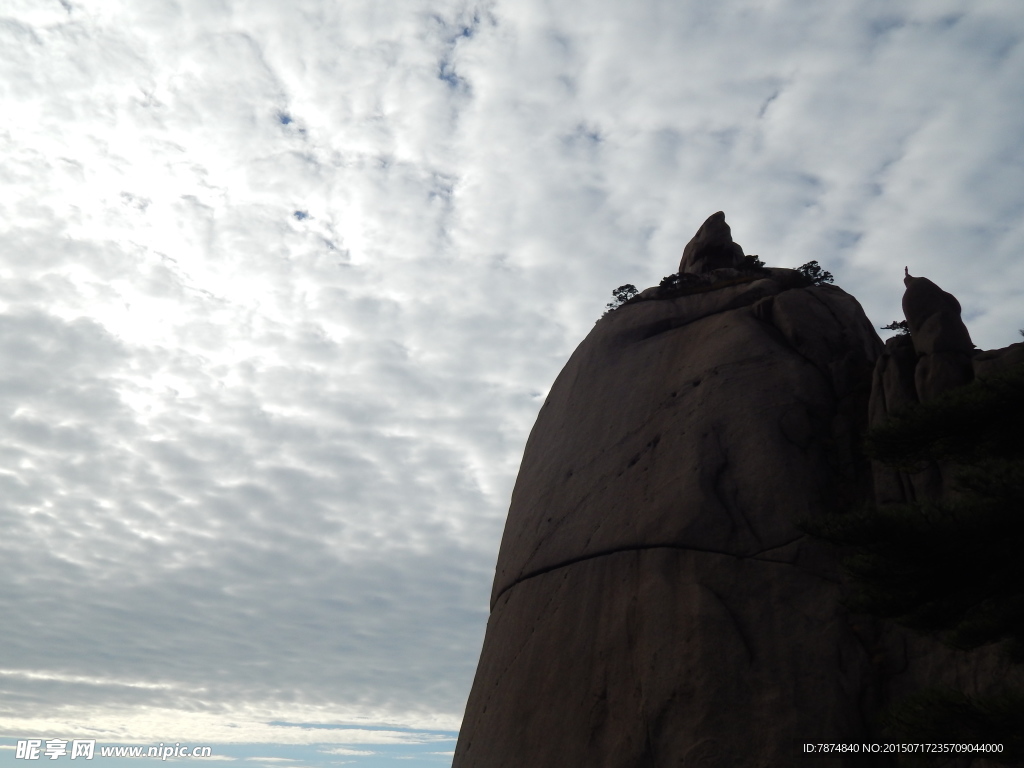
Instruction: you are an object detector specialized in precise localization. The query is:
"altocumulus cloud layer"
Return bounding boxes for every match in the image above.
[0,0,1022,752]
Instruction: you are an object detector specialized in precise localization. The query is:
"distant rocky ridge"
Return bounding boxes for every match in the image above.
[453,213,1024,767]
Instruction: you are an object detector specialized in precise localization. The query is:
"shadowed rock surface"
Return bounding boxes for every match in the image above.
[867,274,1024,756]
[902,268,975,403]
[453,216,1022,767]
[871,270,1023,503]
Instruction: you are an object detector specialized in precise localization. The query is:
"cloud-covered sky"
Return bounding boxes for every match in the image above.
[0,0,1022,765]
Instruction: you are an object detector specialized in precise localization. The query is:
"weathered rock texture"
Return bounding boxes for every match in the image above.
[453,216,1023,767]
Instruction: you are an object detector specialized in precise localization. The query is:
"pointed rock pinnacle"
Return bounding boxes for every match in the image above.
[678,211,746,274]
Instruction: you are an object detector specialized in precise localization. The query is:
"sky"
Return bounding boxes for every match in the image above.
[0,0,1022,766]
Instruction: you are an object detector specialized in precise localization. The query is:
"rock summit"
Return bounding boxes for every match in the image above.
[678,210,745,274]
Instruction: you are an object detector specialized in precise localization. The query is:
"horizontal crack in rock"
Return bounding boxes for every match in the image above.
[491,535,808,608]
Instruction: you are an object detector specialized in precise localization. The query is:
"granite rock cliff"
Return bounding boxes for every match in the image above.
[453,215,1022,767]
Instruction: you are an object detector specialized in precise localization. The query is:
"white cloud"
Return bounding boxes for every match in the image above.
[246,759,298,763]
[0,0,1021,754]
[0,706,456,745]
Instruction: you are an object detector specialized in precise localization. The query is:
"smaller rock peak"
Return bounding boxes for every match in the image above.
[679,211,745,274]
[901,269,973,371]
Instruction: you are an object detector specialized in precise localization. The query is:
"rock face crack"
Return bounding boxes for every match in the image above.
[492,536,811,607]
[705,584,754,663]
[709,427,757,543]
